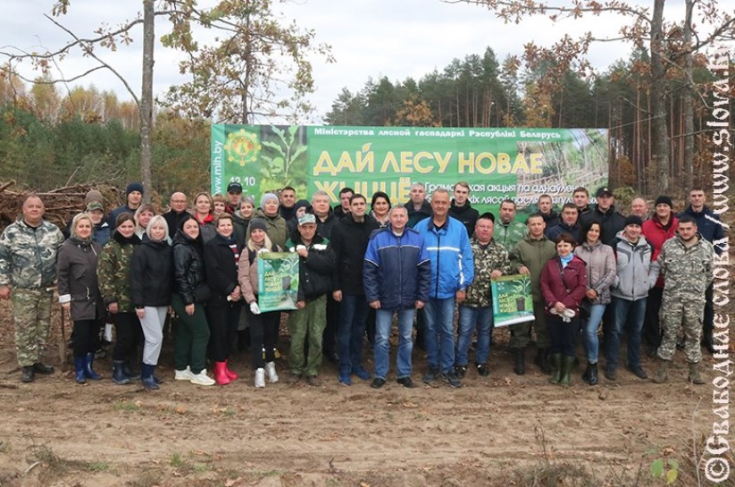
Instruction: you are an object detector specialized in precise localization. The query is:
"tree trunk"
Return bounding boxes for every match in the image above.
[650,0,669,194]
[683,0,695,190]
[140,0,154,202]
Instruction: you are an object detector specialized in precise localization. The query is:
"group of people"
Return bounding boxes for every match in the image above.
[0,180,723,389]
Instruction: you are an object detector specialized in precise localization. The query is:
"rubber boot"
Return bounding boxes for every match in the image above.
[141,363,159,390]
[688,362,704,385]
[214,361,231,385]
[653,360,669,384]
[588,363,599,386]
[224,359,238,380]
[548,354,562,384]
[112,360,130,385]
[559,355,574,387]
[513,348,525,375]
[123,359,141,381]
[84,352,103,380]
[582,363,591,383]
[74,357,87,384]
[535,348,551,374]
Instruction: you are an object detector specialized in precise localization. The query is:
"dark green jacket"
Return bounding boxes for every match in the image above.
[97,232,140,312]
[509,235,556,302]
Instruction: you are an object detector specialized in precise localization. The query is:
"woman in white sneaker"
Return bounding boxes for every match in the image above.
[171,215,215,386]
[238,219,282,388]
[540,233,587,387]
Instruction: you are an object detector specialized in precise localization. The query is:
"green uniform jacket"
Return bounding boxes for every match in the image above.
[464,237,512,308]
[659,234,714,300]
[0,218,64,289]
[509,235,556,302]
[249,209,288,250]
[495,220,527,252]
[96,233,140,312]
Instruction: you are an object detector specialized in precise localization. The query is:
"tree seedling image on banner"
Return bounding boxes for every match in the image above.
[257,252,299,312]
[491,274,534,327]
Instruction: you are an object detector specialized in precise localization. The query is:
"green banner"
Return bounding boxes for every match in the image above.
[211,125,608,214]
[491,274,535,327]
[256,252,299,312]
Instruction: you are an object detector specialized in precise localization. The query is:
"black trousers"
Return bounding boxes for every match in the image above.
[207,303,241,362]
[112,312,143,362]
[642,287,664,348]
[703,284,714,344]
[245,306,280,369]
[547,315,579,357]
[322,295,339,356]
[73,319,102,358]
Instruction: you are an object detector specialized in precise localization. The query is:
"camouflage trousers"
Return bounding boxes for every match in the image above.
[657,294,705,364]
[287,295,326,377]
[509,301,550,349]
[12,287,53,367]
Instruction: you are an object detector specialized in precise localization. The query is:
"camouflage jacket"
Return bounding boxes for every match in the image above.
[659,234,714,299]
[0,218,64,289]
[495,220,527,252]
[96,232,140,312]
[464,237,512,308]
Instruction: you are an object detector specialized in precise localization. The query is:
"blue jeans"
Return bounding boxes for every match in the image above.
[374,308,415,380]
[583,303,606,364]
[337,294,369,374]
[607,297,646,369]
[424,297,456,374]
[456,305,493,366]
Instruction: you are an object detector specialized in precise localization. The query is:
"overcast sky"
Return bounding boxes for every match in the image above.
[2,0,733,123]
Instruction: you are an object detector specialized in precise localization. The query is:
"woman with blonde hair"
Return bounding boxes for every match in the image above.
[134,204,156,239]
[193,192,217,242]
[57,213,106,384]
[131,215,173,389]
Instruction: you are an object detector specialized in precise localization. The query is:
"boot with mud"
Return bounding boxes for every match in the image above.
[652,359,669,384]
[688,362,704,385]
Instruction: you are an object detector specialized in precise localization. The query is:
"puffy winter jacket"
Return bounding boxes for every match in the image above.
[57,237,104,321]
[414,216,474,299]
[610,231,659,301]
[574,240,616,305]
[97,231,140,312]
[131,236,173,308]
[331,214,380,296]
[172,230,210,305]
[540,256,588,317]
[286,234,335,301]
[363,226,431,310]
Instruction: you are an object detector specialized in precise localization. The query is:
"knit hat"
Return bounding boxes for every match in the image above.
[126,182,144,196]
[84,190,103,205]
[86,201,104,213]
[249,219,267,234]
[624,215,643,227]
[240,195,255,207]
[654,195,673,208]
[260,192,279,209]
[298,213,316,226]
[293,199,310,213]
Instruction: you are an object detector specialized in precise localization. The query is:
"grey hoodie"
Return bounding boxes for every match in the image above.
[610,230,659,301]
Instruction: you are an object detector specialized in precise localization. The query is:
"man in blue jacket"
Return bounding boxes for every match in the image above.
[414,189,475,388]
[364,204,431,389]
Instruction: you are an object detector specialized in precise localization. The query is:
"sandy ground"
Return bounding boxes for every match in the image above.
[0,299,732,487]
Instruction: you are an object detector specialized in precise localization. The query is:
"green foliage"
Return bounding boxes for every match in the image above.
[259,125,307,194]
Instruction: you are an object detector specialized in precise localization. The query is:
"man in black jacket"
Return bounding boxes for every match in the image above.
[333,187,354,219]
[449,181,479,237]
[580,186,626,245]
[331,194,379,385]
[407,183,432,228]
[163,192,190,235]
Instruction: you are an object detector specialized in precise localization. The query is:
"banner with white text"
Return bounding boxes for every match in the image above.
[211,125,609,214]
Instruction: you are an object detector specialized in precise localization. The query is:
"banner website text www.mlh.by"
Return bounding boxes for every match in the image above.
[211,125,609,214]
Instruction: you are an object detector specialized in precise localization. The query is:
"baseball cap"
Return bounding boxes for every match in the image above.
[227,182,243,194]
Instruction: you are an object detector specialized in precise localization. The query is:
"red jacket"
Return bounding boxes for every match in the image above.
[540,256,587,317]
[642,215,678,287]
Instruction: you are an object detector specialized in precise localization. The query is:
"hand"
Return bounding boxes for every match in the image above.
[519,266,530,275]
[257,248,269,254]
[297,248,308,258]
[185,303,195,316]
[369,300,381,310]
[297,300,306,310]
[554,302,566,314]
[491,270,502,279]
[415,300,425,310]
[332,290,342,302]
[61,302,71,312]
[230,286,241,301]
[456,290,466,304]
[0,286,10,300]
[108,302,119,314]
[136,308,145,319]
[250,302,261,315]
[585,289,598,300]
